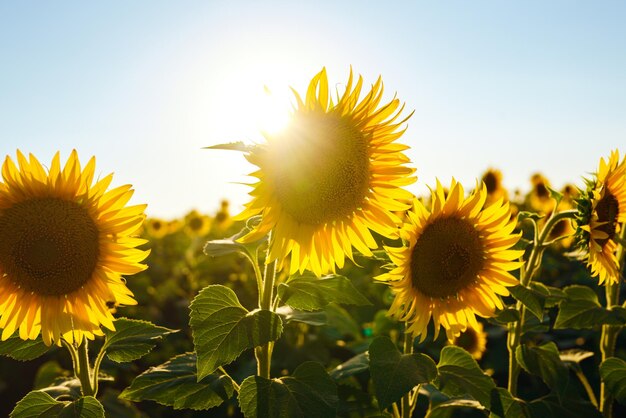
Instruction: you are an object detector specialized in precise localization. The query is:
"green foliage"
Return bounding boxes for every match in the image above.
[515,342,569,400]
[554,285,626,329]
[368,336,437,410]
[277,273,371,311]
[509,285,546,321]
[330,352,369,380]
[190,285,283,379]
[120,353,234,410]
[436,346,496,409]
[489,387,528,418]
[600,357,626,405]
[527,395,603,418]
[0,333,50,361]
[11,391,104,418]
[102,318,176,363]
[238,362,338,418]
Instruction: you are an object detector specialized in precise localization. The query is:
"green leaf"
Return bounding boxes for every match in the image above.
[323,304,361,340]
[509,285,545,321]
[120,353,234,411]
[492,308,521,324]
[330,352,369,380]
[10,392,104,418]
[530,283,565,308]
[278,274,371,311]
[102,318,176,363]
[600,357,626,405]
[40,378,83,400]
[489,387,529,418]
[203,238,248,257]
[527,395,602,418]
[0,333,50,361]
[554,285,626,329]
[559,349,594,365]
[515,342,569,400]
[436,346,496,409]
[426,399,485,418]
[34,361,71,390]
[238,362,338,418]
[369,336,437,410]
[204,141,255,152]
[275,306,327,326]
[190,285,283,380]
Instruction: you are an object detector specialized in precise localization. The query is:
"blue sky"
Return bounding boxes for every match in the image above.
[1,1,625,217]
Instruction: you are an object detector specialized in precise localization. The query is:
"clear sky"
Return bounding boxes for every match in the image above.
[1,1,625,218]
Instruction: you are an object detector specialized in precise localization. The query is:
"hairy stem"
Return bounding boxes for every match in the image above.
[401,328,415,418]
[255,233,277,379]
[507,209,578,395]
[599,226,625,417]
[77,340,95,397]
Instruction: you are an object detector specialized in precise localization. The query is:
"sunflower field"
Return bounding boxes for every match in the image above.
[0,69,625,418]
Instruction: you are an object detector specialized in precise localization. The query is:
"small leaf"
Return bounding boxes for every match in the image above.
[517,211,544,222]
[492,308,521,324]
[34,361,71,390]
[99,389,147,418]
[515,342,569,400]
[436,346,496,409]
[10,391,104,418]
[190,285,283,380]
[600,357,626,405]
[275,306,327,326]
[102,318,176,363]
[278,274,371,311]
[330,352,369,380]
[204,141,255,152]
[0,333,50,361]
[40,378,83,400]
[554,285,626,329]
[238,362,338,418]
[509,285,545,321]
[120,353,234,411]
[369,336,437,410]
[547,186,563,205]
[203,239,248,257]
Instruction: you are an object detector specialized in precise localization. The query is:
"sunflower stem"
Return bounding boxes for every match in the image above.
[574,366,598,408]
[61,339,80,379]
[507,209,578,395]
[76,340,95,397]
[599,226,626,417]
[401,328,414,418]
[255,234,276,379]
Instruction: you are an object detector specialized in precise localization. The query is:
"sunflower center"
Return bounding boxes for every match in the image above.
[410,216,485,298]
[536,183,549,199]
[595,192,619,246]
[189,217,204,231]
[267,112,370,225]
[0,197,100,296]
[455,328,479,352]
[483,172,498,194]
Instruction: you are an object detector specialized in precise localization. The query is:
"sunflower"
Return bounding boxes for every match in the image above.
[184,209,212,237]
[450,321,487,360]
[236,68,415,275]
[526,173,555,215]
[214,199,233,232]
[0,150,148,346]
[145,217,168,238]
[481,168,508,206]
[575,150,626,285]
[376,179,523,341]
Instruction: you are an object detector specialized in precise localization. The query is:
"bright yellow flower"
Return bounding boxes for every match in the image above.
[145,217,168,238]
[377,179,523,341]
[527,173,555,215]
[236,68,416,275]
[481,168,508,206]
[184,210,212,237]
[0,150,149,345]
[451,321,488,360]
[576,150,626,284]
